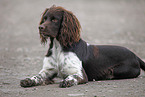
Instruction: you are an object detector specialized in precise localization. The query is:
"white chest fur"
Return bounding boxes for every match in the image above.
[42,39,83,79]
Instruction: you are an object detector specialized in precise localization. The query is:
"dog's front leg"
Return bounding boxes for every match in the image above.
[59,53,88,88]
[20,57,57,87]
[59,75,79,88]
[59,73,88,88]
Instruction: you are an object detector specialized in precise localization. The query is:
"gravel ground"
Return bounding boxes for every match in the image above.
[0,0,145,97]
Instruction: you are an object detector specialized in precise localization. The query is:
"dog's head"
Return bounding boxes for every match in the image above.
[39,5,81,47]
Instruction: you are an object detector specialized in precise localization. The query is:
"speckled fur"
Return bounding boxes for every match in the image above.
[30,38,85,87]
[20,6,144,88]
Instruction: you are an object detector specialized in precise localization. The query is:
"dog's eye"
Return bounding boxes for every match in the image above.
[43,17,47,21]
[52,19,58,23]
[51,16,58,23]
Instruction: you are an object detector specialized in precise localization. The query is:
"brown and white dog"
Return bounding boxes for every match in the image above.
[20,5,145,88]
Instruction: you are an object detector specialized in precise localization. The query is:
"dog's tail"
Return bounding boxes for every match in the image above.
[137,57,145,71]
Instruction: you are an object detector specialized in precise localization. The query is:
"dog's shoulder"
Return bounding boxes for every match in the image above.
[62,39,90,61]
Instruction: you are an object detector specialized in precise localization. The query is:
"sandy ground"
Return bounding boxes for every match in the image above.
[0,0,145,97]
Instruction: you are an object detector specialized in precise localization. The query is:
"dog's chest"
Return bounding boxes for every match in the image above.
[46,39,82,77]
[50,39,65,63]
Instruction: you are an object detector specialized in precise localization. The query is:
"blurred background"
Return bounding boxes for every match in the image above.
[0,0,145,57]
[0,0,145,97]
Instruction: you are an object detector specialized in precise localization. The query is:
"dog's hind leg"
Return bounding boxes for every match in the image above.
[112,60,140,79]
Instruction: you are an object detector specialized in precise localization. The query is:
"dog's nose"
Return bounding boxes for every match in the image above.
[39,25,45,30]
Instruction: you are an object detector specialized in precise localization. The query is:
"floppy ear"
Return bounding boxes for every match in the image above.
[58,10,81,47]
[39,8,49,44]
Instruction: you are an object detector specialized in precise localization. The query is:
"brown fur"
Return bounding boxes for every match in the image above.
[39,8,49,44]
[57,7,81,47]
[39,5,81,47]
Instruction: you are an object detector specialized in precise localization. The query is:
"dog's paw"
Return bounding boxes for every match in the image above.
[20,78,35,87]
[45,80,54,85]
[59,80,74,88]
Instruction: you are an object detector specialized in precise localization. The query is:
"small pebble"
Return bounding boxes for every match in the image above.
[113,85,117,88]
[33,88,36,90]
[78,89,81,91]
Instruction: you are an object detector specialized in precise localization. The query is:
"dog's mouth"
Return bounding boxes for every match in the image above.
[40,32,49,38]
[39,31,48,44]
[39,31,56,44]
[41,32,56,38]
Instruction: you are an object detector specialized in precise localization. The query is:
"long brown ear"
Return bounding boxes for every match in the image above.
[39,8,49,44]
[58,9,81,47]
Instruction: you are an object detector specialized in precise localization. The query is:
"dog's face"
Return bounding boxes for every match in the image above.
[39,6,81,47]
[39,8,63,41]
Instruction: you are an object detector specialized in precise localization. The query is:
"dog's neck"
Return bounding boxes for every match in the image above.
[45,37,84,58]
[45,37,62,57]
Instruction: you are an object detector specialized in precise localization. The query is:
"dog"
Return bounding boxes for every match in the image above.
[20,5,145,88]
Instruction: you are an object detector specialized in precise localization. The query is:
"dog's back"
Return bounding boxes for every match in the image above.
[64,39,145,81]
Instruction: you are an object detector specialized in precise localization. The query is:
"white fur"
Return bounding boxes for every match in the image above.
[31,39,83,85]
[87,43,90,46]
[65,75,78,85]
